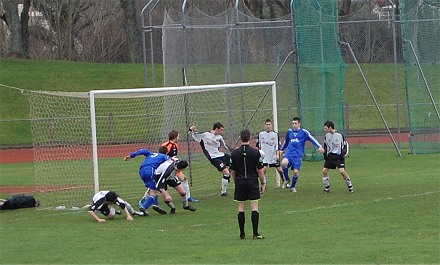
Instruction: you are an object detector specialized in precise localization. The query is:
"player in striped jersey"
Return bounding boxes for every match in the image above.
[154,159,196,213]
[161,130,198,202]
[257,119,286,188]
[322,120,353,193]
[87,190,144,222]
[280,117,324,192]
[189,122,231,197]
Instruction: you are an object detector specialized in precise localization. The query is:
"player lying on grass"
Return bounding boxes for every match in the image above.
[87,190,145,222]
[155,159,196,214]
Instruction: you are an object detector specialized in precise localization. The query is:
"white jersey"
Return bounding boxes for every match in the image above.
[323,131,349,157]
[257,130,280,164]
[190,131,227,159]
[90,191,126,211]
[92,191,109,203]
[155,159,177,179]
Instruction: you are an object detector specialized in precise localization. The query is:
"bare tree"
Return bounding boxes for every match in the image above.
[1,0,30,58]
[339,0,351,16]
[29,0,132,62]
[119,0,142,63]
[32,0,98,60]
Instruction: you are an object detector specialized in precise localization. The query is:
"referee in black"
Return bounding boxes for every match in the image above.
[230,129,266,240]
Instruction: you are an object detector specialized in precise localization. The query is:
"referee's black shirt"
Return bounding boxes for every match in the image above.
[230,144,264,180]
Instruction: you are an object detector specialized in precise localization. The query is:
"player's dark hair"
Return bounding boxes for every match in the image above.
[176,160,189,170]
[213,122,224,130]
[324,120,335,129]
[292,117,301,122]
[105,191,118,203]
[265,119,272,124]
[240,129,251,142]
[168,130,179,141]
[158,146,168,154]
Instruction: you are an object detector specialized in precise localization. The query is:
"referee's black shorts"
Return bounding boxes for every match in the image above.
[234,178,260,202]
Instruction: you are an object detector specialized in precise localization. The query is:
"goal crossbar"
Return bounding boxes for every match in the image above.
[89,81,278,193]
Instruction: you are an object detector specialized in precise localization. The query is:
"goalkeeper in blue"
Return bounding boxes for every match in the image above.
[322,120,353,193]
[279,117,324,192]
[124,146,169,215]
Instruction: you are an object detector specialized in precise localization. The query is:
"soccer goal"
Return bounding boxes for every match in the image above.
[26,81,278,208]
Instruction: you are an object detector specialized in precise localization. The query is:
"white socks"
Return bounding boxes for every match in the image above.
[182,180,191,199]
[322,176,330,187]
[345,177,352,187]
[221,178,229,193]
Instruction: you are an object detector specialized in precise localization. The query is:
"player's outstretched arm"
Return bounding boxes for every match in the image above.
[123,207,133,221]
[88,210,106,223]
[188,126,205,142]
[189,125,197,132]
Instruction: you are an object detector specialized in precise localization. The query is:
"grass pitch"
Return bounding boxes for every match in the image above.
[0,149,439,264]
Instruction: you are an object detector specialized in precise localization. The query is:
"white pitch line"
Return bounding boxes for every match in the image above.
[284,191,437,215]
[0,191,437,231]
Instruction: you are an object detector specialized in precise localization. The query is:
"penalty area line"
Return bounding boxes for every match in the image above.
[284,190,437,215]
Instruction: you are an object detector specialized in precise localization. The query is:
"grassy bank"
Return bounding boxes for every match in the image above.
[0,58,410,146]
[0,58,162,146]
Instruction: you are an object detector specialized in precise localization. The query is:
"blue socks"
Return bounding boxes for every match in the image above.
[141,195,156,210]
[282,167,290,182]
[291,176,298,188]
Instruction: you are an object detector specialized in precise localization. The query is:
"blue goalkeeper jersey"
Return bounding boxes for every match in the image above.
[130,149,169,171]
[280,128,321,158]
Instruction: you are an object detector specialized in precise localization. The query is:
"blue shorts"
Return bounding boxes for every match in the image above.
[139,166,158,190]
[284,156,303,170]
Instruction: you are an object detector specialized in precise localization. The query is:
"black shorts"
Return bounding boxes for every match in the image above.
[324,153,346,169]
[98,205,111,216]
[263,162,280,167]
[155,174,181,190]
[209,154,230,171]
[234,178,261,202]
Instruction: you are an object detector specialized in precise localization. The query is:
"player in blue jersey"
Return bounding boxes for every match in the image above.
[124,146,169,215]
[279,117,324,192]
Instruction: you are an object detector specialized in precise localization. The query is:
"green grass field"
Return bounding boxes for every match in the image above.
[1,59,438,263]
[1,149,439,264]
[0,58,416,146]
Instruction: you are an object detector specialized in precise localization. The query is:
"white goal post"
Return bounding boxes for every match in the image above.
[89,81,278,193]
[26,81,278,208]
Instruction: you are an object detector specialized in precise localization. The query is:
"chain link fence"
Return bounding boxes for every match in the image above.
[142,0,439,154]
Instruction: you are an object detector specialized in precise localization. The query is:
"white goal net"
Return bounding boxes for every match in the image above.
[25,81,277,208]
